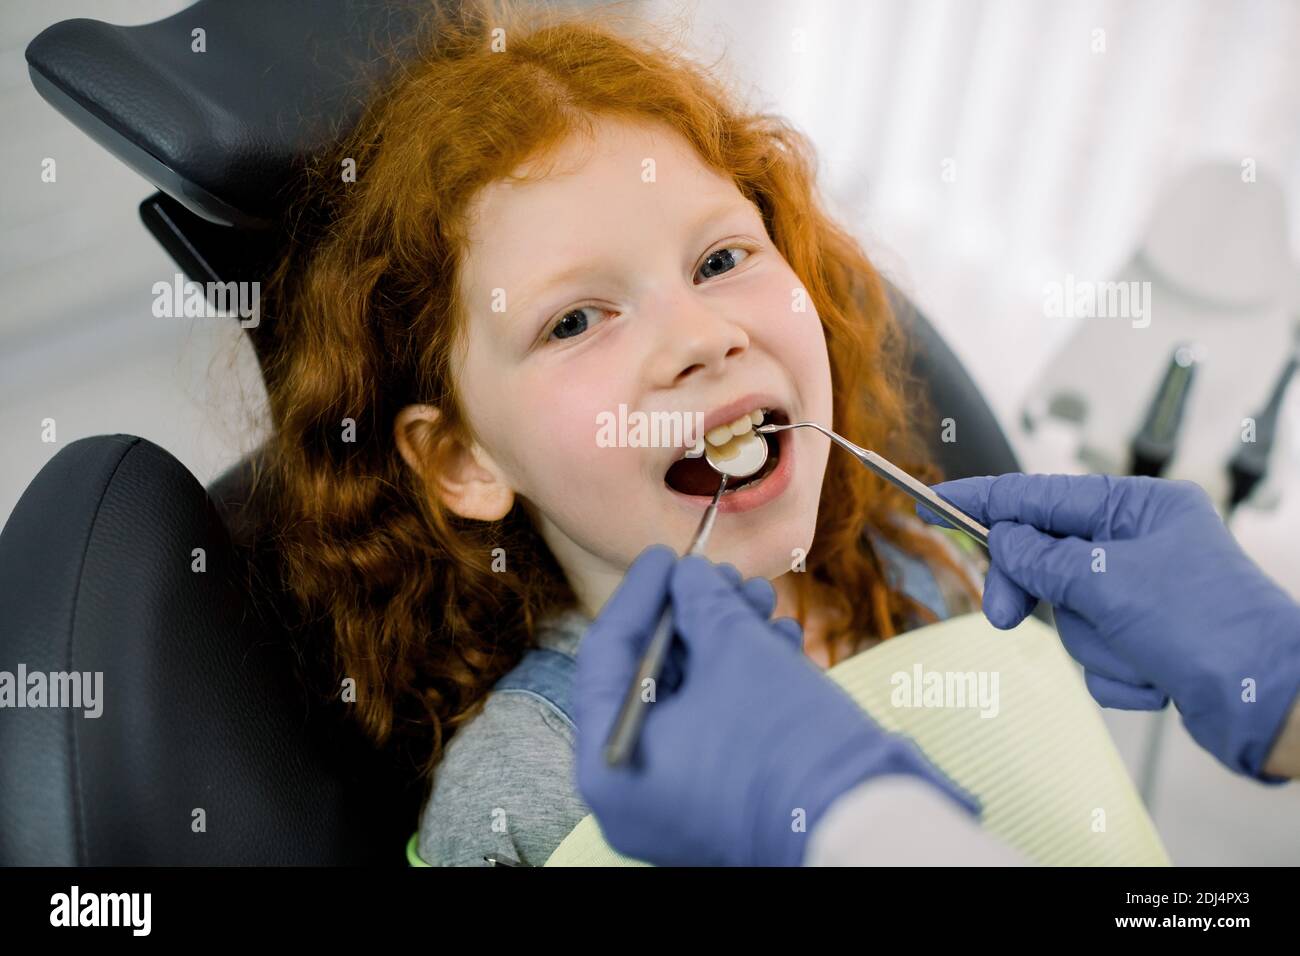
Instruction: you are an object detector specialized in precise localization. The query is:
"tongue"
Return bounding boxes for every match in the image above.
[664,455,727,496]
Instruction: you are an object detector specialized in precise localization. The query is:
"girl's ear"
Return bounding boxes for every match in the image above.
[394,404,515,521]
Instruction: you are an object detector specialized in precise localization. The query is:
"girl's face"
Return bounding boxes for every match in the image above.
[432,116,833,613]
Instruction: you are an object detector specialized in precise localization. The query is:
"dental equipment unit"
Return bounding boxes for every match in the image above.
[1226,322,1300,511]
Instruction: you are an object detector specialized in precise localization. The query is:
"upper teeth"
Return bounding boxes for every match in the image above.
[684,408,766,458]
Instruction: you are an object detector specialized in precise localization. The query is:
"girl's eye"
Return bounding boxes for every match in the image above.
[544,246,751,343]
[696,246,750,282]
[549,305,608,341]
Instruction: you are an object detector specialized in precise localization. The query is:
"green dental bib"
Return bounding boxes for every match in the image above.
[545,613,1170,867]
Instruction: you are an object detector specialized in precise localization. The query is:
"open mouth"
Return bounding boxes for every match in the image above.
[663,408,788,496]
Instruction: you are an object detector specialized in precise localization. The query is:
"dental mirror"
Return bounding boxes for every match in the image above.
[702,426,769,479]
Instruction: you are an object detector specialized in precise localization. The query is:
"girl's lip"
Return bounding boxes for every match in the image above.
[664,425,794,514]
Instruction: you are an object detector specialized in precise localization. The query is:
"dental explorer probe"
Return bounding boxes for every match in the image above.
[755,421,990,547]
[604,473,730,767]
[606,415,777,766]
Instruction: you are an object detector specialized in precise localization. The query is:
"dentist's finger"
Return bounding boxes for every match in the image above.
[1084,670,1169,711]
[695,561,778,621]
[669,556,770,663]
[980,562,1037,630]
[770,616,804,651]
[714,563,743,588]
[739,575,777,620]
[988,522,1102,617]
[1053,607,1155,689]
[925,474,1126,541]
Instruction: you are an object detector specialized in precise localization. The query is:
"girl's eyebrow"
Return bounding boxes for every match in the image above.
[517,260,598,312]
[519,197,755,306]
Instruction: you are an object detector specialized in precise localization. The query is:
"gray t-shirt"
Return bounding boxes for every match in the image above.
[417,608,590,867]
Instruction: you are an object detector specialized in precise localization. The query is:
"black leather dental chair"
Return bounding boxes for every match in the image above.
[1,0,1020,866]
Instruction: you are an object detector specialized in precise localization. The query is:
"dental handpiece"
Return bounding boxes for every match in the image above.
[756,421,990,547]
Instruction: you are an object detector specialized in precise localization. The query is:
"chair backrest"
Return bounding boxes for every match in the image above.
[888,285,1018,479]
[0,435,419,865]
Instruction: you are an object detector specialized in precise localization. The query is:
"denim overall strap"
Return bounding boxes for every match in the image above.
[492,647,578,731]
[868,533,950,621]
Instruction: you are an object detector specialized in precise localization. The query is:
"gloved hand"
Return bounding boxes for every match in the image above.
[573,545,980,867]
[918,473,1300,779]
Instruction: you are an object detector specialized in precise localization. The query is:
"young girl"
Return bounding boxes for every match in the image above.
[256,0,981,866]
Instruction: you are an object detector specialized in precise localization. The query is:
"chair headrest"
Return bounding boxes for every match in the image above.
[26,0,428,228]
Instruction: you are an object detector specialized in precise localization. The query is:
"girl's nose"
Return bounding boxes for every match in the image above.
[647,300,751,386]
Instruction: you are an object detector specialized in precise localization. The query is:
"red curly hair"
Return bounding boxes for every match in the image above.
[253,0,977,780]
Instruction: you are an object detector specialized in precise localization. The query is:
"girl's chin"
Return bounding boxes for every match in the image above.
[697,528,813,582]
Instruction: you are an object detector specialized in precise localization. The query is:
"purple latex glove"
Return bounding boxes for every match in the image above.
[574,545,979,866]
[919,473,1300,779]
